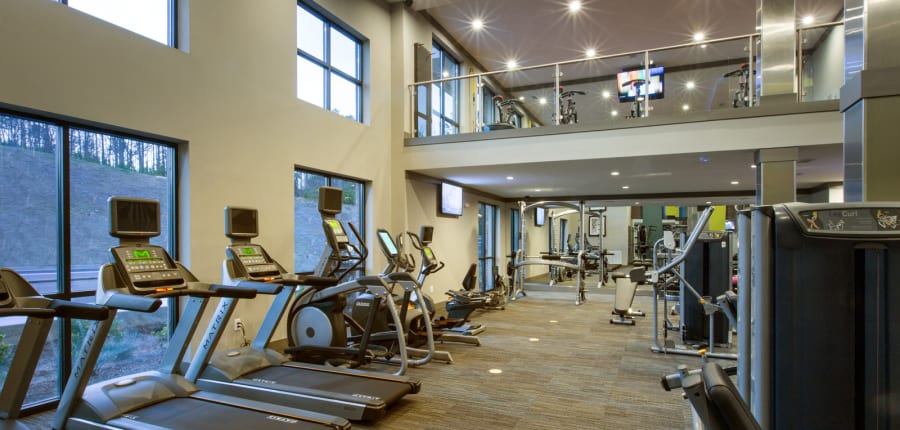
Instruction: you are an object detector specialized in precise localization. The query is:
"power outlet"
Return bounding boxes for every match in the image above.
[233,318,242,331]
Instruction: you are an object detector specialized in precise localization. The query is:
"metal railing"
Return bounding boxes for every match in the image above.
[409,22,843,138]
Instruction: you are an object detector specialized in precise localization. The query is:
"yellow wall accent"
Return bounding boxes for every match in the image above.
[664,206,680,218]
[709,205,727,231]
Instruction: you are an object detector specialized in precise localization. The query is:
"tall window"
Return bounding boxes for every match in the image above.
[60,0,176,46]
[510,208,520,257]
[296,1,364,122]
[431,42,460,135]
[477,203,498,291]
[0,110,177,412]
[294,169,366,276]
[482,86,496,126]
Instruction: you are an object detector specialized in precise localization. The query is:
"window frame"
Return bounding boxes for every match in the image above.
[59,0,178,47]
[477,202,498,291]
[430,40,461,136]
[296,0,365,122]
[293,166,367,277]
[0,105,179,415]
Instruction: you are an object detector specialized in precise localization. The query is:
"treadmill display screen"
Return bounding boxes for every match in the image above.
[241,247,257,255]
[327,220,345,236]
[111,198,160,237]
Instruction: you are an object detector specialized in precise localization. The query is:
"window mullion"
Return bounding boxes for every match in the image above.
[57,125,73,402]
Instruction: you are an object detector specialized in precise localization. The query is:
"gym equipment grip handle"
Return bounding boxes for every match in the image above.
[105,294,162,313]
[50,300,109,321]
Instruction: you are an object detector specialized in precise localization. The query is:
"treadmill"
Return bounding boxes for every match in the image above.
[53,197,350,430]
[181,206,420,421]
[0,269,109,430]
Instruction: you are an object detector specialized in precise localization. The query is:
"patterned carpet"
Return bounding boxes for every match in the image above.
[22,285,720,429]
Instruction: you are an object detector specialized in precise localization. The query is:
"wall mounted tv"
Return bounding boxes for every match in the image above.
[535,207,546,227]
[617,66,665,102]
[439,182,463,216]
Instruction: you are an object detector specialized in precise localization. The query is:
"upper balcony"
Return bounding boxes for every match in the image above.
[406,22,844,147]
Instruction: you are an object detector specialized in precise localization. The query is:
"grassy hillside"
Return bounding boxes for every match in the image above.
[0,145,170,271]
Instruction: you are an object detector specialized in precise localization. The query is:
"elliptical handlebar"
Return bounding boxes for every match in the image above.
[647,207,714,281]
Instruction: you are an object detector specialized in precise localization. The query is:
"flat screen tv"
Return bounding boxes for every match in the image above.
[225,207,258,238]
[617,66,664,102]
[535,207,546,227]
[109,197,160,238]
[440,182,463,216]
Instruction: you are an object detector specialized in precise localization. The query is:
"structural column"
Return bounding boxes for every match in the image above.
[840,0,900,202]
[756,0,797,104]
[755,148,798,205]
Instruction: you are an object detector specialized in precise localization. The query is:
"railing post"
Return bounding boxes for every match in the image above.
[749,35,756,107]
[554,64,560,125]
[475,76,483,133]
[644,51,651,117]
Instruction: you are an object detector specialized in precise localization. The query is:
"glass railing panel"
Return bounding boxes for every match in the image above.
[799,23,844,102]
[647,37,754,118]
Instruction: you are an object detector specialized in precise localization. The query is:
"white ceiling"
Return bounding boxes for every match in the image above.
[403,0,846,204]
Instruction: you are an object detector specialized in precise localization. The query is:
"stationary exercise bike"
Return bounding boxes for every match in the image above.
[556,87,586,125]
[483,95,521,131]
[723,63,752,108]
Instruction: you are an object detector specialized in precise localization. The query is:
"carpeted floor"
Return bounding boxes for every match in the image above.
[23,283,726,429]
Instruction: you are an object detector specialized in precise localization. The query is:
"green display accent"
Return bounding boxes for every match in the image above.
[327,220,344,235]
[132,250,151,259]
[241,247,256,255]
[424,248,433,258]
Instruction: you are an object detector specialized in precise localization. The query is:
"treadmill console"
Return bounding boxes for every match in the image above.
[111,245,185,293]
[226,244,281,280]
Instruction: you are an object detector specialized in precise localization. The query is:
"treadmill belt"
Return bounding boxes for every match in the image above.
[117,396,333,429]
[245,365,410,404]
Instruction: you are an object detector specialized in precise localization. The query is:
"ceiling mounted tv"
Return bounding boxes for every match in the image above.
[439,182,463,217]
[617,66,665,102]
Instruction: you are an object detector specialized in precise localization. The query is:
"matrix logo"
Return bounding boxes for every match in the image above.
[267,415,299,424]
[252,378,277,384]
[352,393,381,401]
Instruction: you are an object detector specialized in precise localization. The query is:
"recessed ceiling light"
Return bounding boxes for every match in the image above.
[634,201,640,205]
[693,32,705,42]
[529,338,540,342]
[701,44,708,49]
[506,60,518,70]
[471,19,484,31]
[602,90,611,99]
[611,171,620,176]
[506,176,514,180]
[535,189,542,192]
[706,201,712,205]
[802,15,814,25]
[750,164,757,169]
[568,1,582,13]
[538,97,547,105]
[585,48,597,58]
[682,104,690,111]
[622,185,630,189]
[611,110,618,117]
[488,368,503,374]
[731,180,740,185]
[549,320,558,323]
[686,81,695,89]
[518,96,525,101]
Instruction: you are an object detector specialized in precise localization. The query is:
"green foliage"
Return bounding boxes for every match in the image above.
[0,333,12,382]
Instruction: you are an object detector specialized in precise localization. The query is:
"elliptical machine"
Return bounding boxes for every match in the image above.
[375,227,481,346]
[284,187,413,371]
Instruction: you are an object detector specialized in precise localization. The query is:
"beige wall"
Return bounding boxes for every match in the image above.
[0,0,395,346]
